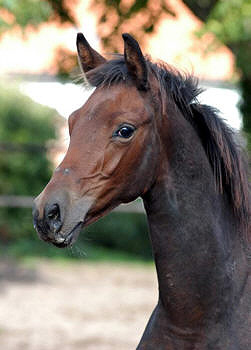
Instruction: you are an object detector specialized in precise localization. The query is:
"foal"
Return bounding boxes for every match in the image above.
[33,33,250,349]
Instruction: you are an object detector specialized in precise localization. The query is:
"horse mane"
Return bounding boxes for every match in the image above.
[187,104,250,233]
[85,55,250,237]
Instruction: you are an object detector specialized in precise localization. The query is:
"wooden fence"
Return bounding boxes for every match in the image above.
[0,195,145,213]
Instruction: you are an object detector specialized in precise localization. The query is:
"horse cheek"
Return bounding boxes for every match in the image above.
[100,144,126,178]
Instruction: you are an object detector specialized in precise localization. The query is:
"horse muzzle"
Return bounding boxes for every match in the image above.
[32,190,93,248]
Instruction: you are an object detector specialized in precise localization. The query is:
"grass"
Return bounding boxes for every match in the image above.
[0,238,153,265]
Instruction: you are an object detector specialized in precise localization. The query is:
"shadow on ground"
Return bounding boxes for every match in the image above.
[0,258,42,285]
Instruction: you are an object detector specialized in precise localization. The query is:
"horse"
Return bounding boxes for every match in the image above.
[33,33,250,349]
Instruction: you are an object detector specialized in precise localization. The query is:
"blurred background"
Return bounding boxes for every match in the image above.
[0,1,250,349]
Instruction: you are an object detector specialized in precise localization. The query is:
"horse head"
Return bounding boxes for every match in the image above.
[33,33,162,247]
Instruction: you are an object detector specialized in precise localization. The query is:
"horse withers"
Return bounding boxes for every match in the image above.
[33,33,250,349]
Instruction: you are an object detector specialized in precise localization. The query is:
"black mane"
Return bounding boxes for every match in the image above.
[85,55,250,236]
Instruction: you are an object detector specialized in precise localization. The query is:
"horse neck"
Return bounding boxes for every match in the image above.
[141,110,248,340]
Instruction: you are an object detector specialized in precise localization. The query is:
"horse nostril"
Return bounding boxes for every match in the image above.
[45,203,62,234]
[47,204,60,221]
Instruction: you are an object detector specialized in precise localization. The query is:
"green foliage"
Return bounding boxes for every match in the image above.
[240,78,251,151]
[0,1,249,260]
[0,84,151,260]
[90,0,175,52]
[0,212,152,262]
[0,84,56,195]
[0,83,57,240]
[202,0,251,44]
[84,212,151,259]
[0,0,51,33]
[0,0,75,35]
[199,0,251,151]
[182,0,218,22]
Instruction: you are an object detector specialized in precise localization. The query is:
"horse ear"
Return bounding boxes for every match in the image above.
[122,33,148,91]
[76,33,106,72]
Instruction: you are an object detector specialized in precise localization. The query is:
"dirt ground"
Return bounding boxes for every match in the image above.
[0,258,157,350]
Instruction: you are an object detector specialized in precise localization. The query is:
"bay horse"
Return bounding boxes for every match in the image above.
[33,33,250,349]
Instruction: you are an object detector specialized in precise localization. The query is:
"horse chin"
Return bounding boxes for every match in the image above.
[50,201,119,248]
[51,222,83,248]
[51,196,95,248]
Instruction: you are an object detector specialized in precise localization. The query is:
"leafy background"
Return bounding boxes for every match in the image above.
[0,0,250,261]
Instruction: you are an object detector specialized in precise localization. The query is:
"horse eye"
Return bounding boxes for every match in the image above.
[115,125,135,139]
